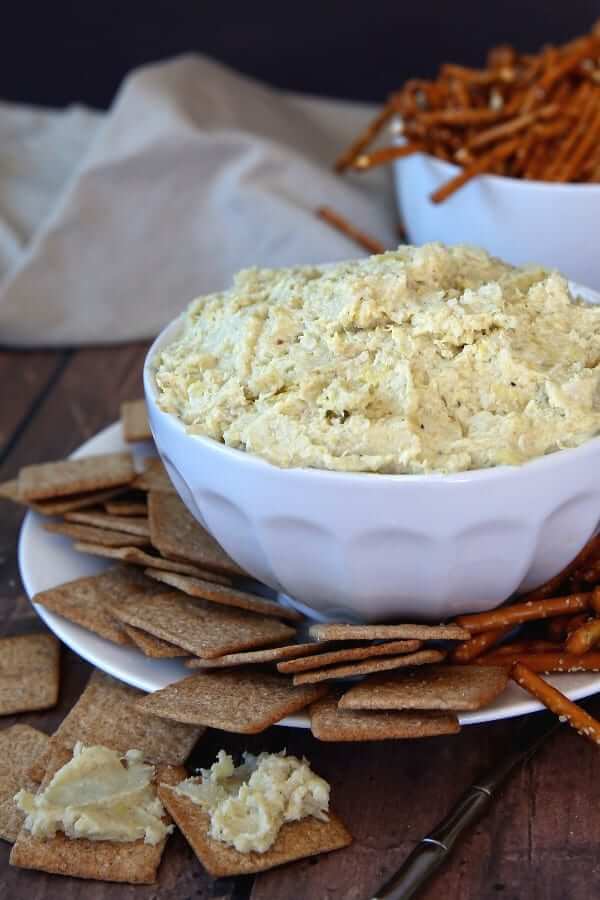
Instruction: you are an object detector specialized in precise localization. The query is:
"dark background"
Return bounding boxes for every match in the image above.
[3,1,600,110]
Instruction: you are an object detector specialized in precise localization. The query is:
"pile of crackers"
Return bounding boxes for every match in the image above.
[335,22,600,199]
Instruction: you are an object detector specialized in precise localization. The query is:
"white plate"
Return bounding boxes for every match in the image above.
[19,422,600,729]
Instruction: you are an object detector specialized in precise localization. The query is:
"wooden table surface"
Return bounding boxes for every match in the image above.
[1,342,599,900]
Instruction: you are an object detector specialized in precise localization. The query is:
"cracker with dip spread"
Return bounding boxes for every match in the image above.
[148,491,246,577]
[136,670,328,733]
[0,725,50,842]
[121,399,152,443]
[0,634,60,715]
[18,452,135,501]
[145,570,302,621]
[309,691,460,742]
[108,592,295,659]
[11,744,182,884]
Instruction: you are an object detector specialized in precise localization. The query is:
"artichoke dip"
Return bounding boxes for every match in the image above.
[15,743,171,845]
[155,243,600,474]
[175,750,329,853]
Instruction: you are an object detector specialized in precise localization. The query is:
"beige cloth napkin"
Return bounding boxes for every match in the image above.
[0,56,397,347]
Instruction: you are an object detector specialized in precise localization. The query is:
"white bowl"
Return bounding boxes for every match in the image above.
[393,152,600,290]
[144,291,600,623]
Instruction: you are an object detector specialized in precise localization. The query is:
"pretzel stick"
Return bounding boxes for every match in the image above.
[512,663,600,745]
[479,652,600,672]
[581,558,600,584]
[334,101,397,173]
[418,107,508,126]
[543,83,594,179]
[519,534,600,602]
[566,600,600,654]
[450,626,513,663]
[316,207,386,255]
[351,142,424,171]
[557,98,600,182]
[490,640,563,656]
[455,592,592,634]
[467,104,558,150]
[431,137,520,203]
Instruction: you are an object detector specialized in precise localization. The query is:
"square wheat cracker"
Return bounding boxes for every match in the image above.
[309,691,460,742]
[109,591,295,659]
[0,725,50,842]
[146,570,301,622]
[185,642,324,669]
[73,543,229,580]
[292,649,446,685]
[46,670,202,765]
[159,782,351,876]
[131,458,176,493]
[18,452,135,501]
[10,745,182,884]
[339,665,509,711]
[33,567,165,646]
[121,399,152,442]
[122,625,190,658]
[104,495,147,516]
[278,639,423,674]
[64,510,151,538]
[309,623,469,641]
[44,520,149,548]
[136,670,328,733]
[0,479,126,515]
[0,634,59,715]
[148,491,245,576]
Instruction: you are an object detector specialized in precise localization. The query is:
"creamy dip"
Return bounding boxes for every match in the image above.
[155,244,600,474]
[174,750,329,853]
[15,743,171,845]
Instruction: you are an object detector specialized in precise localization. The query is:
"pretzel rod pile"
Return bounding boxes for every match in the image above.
[449,534,600,745]
[335,23,600,202]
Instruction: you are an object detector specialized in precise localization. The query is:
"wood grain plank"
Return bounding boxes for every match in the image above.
[0,351,69,459]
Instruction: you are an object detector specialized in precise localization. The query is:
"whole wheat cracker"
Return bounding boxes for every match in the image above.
[0,479,126,515]
[309,623,469,641]
[309,691,460,742]
[292,650,446,685]
[73,543,231,580]
[158,782,351,876]
[18,452,135,501]
[339,664,509,711]
[185,642,325,669]
[148,491,246,577]
[33,567,165,646]
[10,745,182,884]
[0,634,60,715]
[136,670,328,733]
[44,520,149,548]
[0,725,50,842]
[131,458,176,493]
[109,591,295,659]
[121,399,152,443]
[278,639,423,674]
[64,510,151,538]
[145,570,302,622]
[122,625,190,658]
[104,496,148,516]
[45,670,202,766]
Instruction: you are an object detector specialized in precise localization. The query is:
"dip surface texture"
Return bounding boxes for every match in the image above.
[155,244,600,474]
[15,743,170,845]
[175,750,329,853]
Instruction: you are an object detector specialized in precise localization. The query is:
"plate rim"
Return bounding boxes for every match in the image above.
[18,420,600,730]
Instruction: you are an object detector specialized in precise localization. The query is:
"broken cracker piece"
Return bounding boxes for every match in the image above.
[121,399,152,443]
[136,670,328,733]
